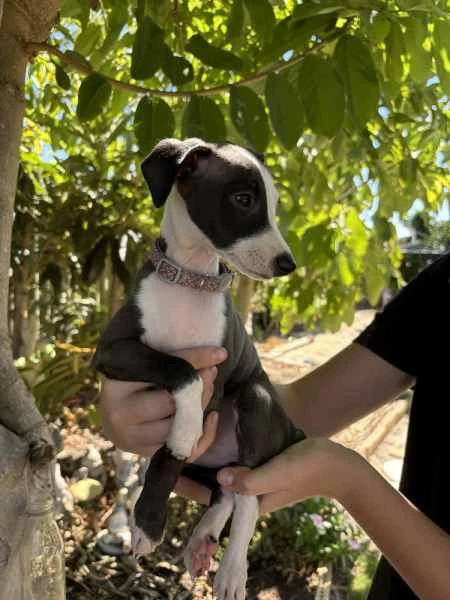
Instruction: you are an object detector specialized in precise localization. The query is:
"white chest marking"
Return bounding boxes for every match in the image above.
[136,274,227,353]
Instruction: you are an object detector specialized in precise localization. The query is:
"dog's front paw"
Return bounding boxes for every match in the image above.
[167,377,203,460]
[130,509,164,558]
[213,554,247,600]
[130,522,162,558]
[184,533,218,578]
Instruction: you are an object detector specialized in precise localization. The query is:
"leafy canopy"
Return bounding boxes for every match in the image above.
[20,0,450,334]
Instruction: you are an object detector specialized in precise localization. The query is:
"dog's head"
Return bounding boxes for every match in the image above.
[141,137,296,280]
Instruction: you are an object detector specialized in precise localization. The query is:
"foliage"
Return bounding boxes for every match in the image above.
[424,220,450,250]
[349,548,381,599]
[249,496,368,568]
[13,0,450,349]
[409,212,450,249]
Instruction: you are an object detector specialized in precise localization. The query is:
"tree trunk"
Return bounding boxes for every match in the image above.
[0,1,61,596]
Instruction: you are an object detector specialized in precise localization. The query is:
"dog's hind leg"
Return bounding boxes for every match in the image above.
[212,371,305,597]
[131,446,184,556]
[213,494,258,600]
[184,490,234,578]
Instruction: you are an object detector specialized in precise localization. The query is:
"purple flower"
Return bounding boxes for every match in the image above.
[310,514,324,528]
[348,539,361,550]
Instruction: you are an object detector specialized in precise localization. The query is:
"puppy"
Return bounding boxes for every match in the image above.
[93,138,305,599]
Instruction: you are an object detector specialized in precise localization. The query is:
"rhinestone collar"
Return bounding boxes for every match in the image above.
[150,238,234,293]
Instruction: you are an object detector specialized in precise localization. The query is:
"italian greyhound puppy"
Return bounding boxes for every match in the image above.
[93,138,305,599]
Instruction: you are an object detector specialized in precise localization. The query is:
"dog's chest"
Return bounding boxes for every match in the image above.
[137,274,227,353]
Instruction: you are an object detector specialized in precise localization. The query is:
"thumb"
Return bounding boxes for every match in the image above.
[217,466,254,494]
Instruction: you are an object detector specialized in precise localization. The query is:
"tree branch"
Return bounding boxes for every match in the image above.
[24,24,350,98]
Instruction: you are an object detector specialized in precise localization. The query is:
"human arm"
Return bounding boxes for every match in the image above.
[216,439,450,600]
[276,342,414,437]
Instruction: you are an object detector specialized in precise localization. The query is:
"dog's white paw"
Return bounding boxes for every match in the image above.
[184,532,218,578]
[131,523,161,558]
[213,554,247,600]
[167,377,203,460]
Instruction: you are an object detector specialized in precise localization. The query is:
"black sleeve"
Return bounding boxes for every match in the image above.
[355,253,450,378]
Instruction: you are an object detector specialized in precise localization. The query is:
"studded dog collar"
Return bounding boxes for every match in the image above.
[150,238,234,293]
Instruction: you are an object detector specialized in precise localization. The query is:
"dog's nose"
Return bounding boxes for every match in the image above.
[274,253,296,276]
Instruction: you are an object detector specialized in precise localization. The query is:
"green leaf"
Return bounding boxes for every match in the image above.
[163,55,194,85]
[335,35,380,128]
[226,0,244,41]
[110,88,130,116]
[297,224,334,271]
[229,86,270,152]
[148,0,171,26]
[435,55,450,96]
[54,63,71,90]
[385,21,404,84]
[265,73,303,150]
[244,0,275,43]
[399,156,418,184]
[262,14,334,62]
[346,209,368,257]
[368,14,391,43]
[435,20,450,55]
[182,96,226,142]
[337,254,354,286]
[65,50,92,69]
[75,23,102,57]
[186,34,243,71]
[365,265,385,306]
[298,56,344,137]
[76,74,112,122]
[433,20,450,95]
[404,17,431,83]
[60,0,90,26]
[131,17,166,80]
[292,0,344,21]
[134,96,175,157]
[94,8,127,62]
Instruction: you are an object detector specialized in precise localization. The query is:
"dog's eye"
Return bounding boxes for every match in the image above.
[231,191,255,209]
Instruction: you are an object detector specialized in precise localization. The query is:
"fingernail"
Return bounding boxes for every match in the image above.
[214,348,227,361]
[218,470,233,486]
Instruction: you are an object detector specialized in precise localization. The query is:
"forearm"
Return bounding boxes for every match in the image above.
[276,343,414,437]
[340,455,450,600]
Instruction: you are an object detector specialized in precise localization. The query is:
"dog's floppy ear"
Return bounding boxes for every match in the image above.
[141,138,212,207]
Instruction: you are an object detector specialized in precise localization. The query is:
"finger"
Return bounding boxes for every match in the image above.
[171,346,227,370]
[198,367,217,409]
[101,377,154,398]
[101,388,175,426]
[217,454,292,496]
[187,412,219,462]
[126,417,173,448]
[175,475,211,505]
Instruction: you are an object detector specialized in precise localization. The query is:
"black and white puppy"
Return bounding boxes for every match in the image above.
[93,138,305,600]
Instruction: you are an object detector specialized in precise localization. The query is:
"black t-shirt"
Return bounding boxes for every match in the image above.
[355,252,450,600]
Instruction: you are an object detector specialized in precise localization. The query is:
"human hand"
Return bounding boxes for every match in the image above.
[100,346,227,458]
[216,438,361,513]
